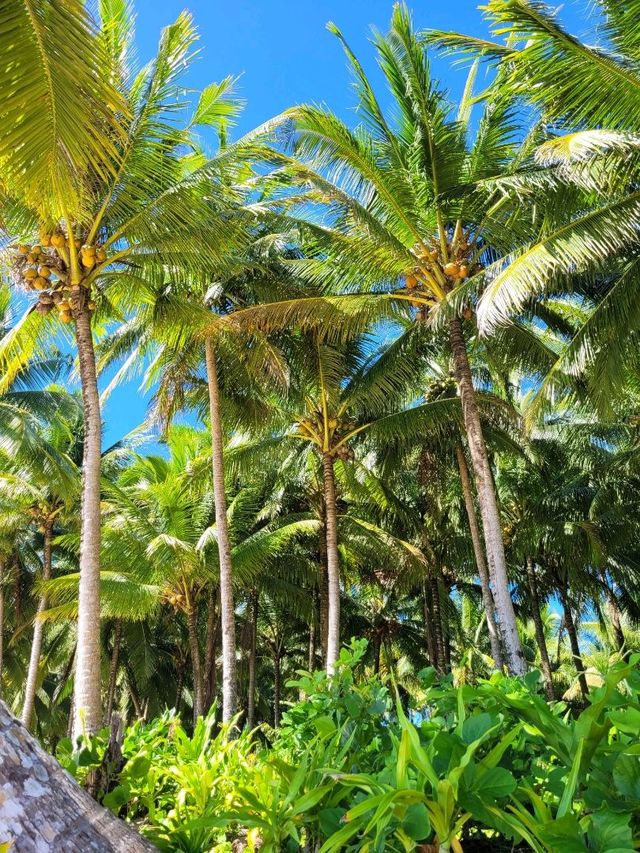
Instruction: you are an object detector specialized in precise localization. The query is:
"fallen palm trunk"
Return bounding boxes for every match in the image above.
[0,701,156,852]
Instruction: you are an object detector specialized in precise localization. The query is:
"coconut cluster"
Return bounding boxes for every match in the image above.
[403,233,483,311]
[297,413,356,459]
[11,230,105,322]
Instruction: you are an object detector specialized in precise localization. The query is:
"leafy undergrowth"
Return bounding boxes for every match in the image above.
[58,641,640,852]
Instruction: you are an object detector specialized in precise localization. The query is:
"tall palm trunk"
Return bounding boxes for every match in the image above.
[430,572,445,674]
[308,589,318,672]
[322,453,340,674]
[455,444,504,668]
[186,600,204,720]
[105,620,123,725]
[73,305,103,737]
[449,317,525,675]
[204,338,237,723]
[273,649,281,728]
[203,585,218,710]
[22,518,53,729]
[318,526,329,664]
[559,585,588,697]
[247,591,258,729]
[526,558,555,701]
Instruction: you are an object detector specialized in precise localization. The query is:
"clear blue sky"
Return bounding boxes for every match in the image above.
[102,0,587,447]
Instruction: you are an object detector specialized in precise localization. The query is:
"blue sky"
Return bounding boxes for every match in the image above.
[103,0,587,446]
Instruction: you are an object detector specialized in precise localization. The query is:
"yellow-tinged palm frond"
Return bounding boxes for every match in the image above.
[0,0,127,220]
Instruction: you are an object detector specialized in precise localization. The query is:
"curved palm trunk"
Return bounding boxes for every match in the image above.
[318,525,329,665]
[322,453,341,674]
[247,591,258,729]
[186,601,204,721]
[455,444,504,669]
[73,305,103,737]
[105,619,123,725]
[204,338,237,723]
[526,558,555,701]
[449,317,525,675]
[21,519,53,729]
[559,586,588,697]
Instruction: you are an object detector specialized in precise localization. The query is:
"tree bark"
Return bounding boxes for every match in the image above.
[526,559,555,701]
[273,650,281,728]
[204,338,237,723]
[318,525,329,665]
[430,572,445,674]
[0,701,155,852]
[247,591,258,730]
[449,317,525,675]
[186,601,204,721]
[105,620,123,725]
[455,444,504,669]
[559,586,588,697]
[308,589,317,673]
[21,518,53,729]
[322,453,341,674]
[73,305,104,737]
[203,585,217,711]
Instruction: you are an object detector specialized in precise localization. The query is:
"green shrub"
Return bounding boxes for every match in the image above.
[60,644,640,852]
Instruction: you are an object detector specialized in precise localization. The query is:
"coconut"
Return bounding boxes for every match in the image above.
[406,274,418,290]
[59,311,73,324]
[39,294,54,305]
[18,245,29,255]
[37,265,51,278]
[96,248,107,263]
[23,267,37,280]
[88,300,96,310]
[51,233,65,248]
[458,265,469,279]
[51,292,63,304]
[444,262,460,278]
[34,277,48,290]
[36,302,52,315]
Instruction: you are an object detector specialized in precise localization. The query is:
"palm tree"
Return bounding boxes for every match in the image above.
[226,5,576,673]
[0,5,264,734]
[428,0,640,403]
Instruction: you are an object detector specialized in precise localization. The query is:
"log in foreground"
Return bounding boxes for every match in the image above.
[0,702,156,852]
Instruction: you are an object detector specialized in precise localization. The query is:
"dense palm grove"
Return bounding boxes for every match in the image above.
[2,0,640,850]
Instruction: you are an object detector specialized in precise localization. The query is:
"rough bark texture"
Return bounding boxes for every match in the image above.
[318,519,329,666]
[455,444,504,669]
[449,317,525,675]
[105,620,123,725]
[247,592,258,730]
[73,305,104,736]
[0,702,156,851]
[322,453,341,674]
[560,587,589,697]
[526,559,555,702]
[204,338,237,722]
[203,585,217,710]
[187,602,204,720]
[21,521,53,728]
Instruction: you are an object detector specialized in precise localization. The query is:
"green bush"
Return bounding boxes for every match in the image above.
[60,641,640,852]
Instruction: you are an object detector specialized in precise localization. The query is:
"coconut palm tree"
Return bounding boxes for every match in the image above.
[428,1,640,407]
[226,5,587,673]
[0,3,268,734]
